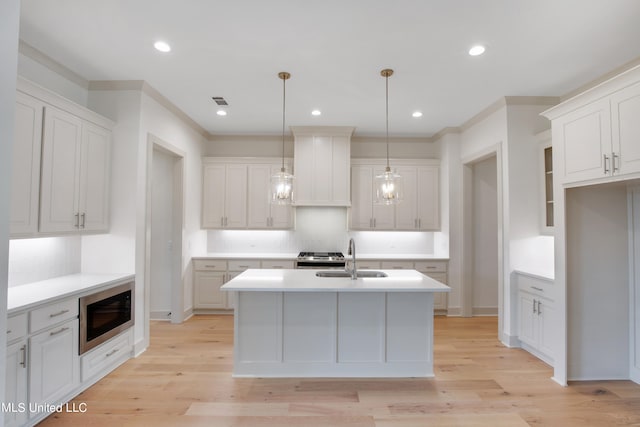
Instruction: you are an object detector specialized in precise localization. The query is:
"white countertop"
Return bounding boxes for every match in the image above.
[221,269,450,292]
[8,273,135,313]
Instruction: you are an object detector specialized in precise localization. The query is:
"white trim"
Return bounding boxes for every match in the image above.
[351,158,440,167]
[19,40,89,89]
[202,156,292,165]
[290,126,355,137]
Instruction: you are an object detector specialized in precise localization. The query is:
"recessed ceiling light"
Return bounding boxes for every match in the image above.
[311,110,322,116]
[468,45,486,56]
[412,111,423,118]
[216,110,227,116]
[153,41,171,53]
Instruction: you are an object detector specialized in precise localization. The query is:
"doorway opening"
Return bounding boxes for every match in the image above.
[145,135,185,328]
[462,145,503,340]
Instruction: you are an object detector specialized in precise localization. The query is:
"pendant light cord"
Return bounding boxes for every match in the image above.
[385,72,390,170]
[281,75,286,171]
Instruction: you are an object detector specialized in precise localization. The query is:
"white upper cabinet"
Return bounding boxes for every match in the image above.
[10,92,43,237]
[350,159,439,231]
[543,66,640,186]
[611,81,640,176]
[202,162,247,229]
[39,106,111,233]
[350,164,394,230]
[292,126,353,206]
[247,163,293,229]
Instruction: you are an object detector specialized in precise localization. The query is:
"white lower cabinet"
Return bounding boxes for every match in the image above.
[516,273,555,364]
[81,330,132,383]
[29,318,80,417]
[5,314,28,427]
[194,271,227,309]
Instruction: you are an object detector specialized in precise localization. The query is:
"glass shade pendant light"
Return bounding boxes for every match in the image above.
[375,69,403,205]
[270,71,294,204]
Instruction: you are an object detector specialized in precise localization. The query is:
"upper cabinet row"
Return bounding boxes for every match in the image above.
[202,158,294,230]
[11,80,112,238]
[546,78,640,185]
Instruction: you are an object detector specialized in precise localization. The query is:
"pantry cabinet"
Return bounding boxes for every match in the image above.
[292,126,353,206]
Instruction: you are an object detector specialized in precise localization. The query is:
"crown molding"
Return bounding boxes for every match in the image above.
[560,55,640,102]
[19,40,89,89]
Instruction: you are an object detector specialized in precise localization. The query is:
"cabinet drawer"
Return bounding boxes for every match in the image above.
[7,313,27,343]
[228,260,261,271]
[81,330,132,382]
[423,272,447,284]
[193,259,227,271]
[414,260,447,273]
[516,273,553,297]
[30,298,78,333]
[261,260,295,269]
[356,260,381,269]
[381,261,414,270]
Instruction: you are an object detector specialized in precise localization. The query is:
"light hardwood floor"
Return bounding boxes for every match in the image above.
[39,315,640,426]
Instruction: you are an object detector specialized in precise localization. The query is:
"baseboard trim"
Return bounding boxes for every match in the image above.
[150,310,171,320]
[472,306,498,316]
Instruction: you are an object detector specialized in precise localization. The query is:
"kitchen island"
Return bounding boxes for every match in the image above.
[221,268,450,377]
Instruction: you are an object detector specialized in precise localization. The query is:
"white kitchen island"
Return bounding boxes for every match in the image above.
[221,268,450,377]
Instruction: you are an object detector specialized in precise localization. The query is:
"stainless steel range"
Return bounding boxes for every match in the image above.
[295,251,346,269]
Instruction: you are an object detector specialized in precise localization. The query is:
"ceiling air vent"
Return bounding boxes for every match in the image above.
[212,97,228,106]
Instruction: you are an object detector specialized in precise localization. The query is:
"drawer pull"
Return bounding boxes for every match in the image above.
[20,345,27,368]
[106,348,119,357]
[392,266,404,269]
[50,309,70,318]
[426,266,437,269]
[531,286,544,292]
[238,265,249,268]
[204,265,217,268]
[50,327,69,336]
[6,329,11,334]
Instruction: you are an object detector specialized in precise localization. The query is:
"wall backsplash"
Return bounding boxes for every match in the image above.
[8,236,82,287]
[206,207,436,255]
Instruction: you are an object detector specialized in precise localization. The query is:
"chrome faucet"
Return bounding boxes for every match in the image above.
[347,238,357,279]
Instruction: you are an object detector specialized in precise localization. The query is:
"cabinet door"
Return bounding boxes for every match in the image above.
[293,135,314,204]
[395,166,418,230]
[538,297,555,360]
[518,292,537,348]
[202,164,226,228]
[29,319,79,415]
[40,106,83,233]
[331,136,351,205]
[78,122,111,232]
[194,271,227,309]
[556,98,612,183]
[371,166,395,229]
[224,164,247,228]
[247,164,271,228]
[350,165,374,229]
[269,163,293,228]
[417,166,440,230]
[611,82,640,176]
[4,340,28,427]
[10,93,43,236]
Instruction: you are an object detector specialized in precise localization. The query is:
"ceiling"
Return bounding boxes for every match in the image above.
[18,0,640,138]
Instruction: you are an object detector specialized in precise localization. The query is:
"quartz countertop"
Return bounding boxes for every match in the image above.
[221,268,450,292]
[193,253,449,261]
[8,273,135,313]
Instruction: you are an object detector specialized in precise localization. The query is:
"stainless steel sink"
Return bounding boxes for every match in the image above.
[315,270,388,278]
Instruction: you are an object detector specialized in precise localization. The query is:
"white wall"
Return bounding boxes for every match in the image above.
[472,155,499,314]
[0,0,20,410]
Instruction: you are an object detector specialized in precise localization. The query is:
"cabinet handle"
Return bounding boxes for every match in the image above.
[20,345,27,368]
[419,218,421,228]
[106,348,119,357]
[49,309,70,318]
[225,217,228,227]
[373,218,376,228]
[392,266,404,269]
[613,152,619,172]
[50,327,69,336]
[74,213,80,228]
[531,286,543,292]
[426,266,437,270]
[603,154,610,174]
[537,300,542,315]
[238,265,249,269]
[80,212,86,228]
[532,299,537,314]
[6,330,11,334]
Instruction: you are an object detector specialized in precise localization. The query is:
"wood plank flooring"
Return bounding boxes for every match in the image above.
[39,316,640,426]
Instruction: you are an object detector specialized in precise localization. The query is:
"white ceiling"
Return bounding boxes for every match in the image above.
[18,0,640,138]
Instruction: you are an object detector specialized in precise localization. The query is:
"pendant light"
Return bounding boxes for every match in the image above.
[375,69,403,205]
[270,71,294,204]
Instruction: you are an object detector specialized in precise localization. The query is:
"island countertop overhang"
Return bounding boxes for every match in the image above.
[221,268,451,292]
